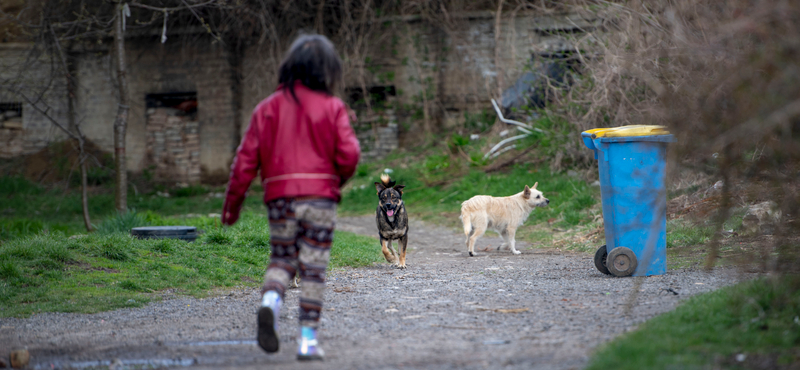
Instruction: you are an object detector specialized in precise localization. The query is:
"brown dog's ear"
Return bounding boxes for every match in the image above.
[532,182,538,189]
[523,185,531,199]
[393,184,406,194]
[375,182,386,194]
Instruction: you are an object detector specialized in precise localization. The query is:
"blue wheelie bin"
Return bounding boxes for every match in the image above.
[581,125,675,277]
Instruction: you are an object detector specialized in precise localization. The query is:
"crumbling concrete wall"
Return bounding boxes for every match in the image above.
[73,38,237,183]
[0,12,596,172]
[240,44,279,141]
[74,51,116,154]
[124,40,236,182]
[0,44,68,158]
[356,12,598,129]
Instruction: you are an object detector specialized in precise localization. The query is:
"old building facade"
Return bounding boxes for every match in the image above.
[0,12,596,184]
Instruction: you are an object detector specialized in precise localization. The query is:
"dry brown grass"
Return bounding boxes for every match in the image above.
[546,0,800,274]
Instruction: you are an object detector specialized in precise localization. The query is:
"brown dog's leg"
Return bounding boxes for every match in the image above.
[381,238,396,263]
[397,234,408,269]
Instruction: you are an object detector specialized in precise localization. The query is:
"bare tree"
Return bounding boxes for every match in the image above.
[1,5,96,230]
[3,0,223,213]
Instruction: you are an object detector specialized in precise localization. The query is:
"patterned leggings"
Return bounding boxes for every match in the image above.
[262,197,336,328]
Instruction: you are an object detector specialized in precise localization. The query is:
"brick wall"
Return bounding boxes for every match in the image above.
[145,107,200,184]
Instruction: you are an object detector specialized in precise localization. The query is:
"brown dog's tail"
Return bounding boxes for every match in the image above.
[380,173,396,188]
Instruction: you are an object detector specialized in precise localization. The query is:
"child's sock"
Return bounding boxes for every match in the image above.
[261,291,281,321]
[297,326,324,361]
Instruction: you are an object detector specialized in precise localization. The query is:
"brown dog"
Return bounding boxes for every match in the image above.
[460,183,549,256]
[375,174,409,268]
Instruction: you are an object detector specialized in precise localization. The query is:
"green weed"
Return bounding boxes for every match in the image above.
[463,109,495,132]
[0,218,46,240]
[95,211,148,235]
[170,185,208,198]
[0,176,44,196]
[667,219,714,248]
[586,276,800,370]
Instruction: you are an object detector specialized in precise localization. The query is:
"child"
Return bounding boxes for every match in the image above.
[221,34,360,361]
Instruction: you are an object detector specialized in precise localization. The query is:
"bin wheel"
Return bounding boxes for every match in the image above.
[607,247,637,277]
[594,245,610,275]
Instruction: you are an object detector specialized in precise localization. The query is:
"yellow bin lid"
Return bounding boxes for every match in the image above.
[584,125,670,138]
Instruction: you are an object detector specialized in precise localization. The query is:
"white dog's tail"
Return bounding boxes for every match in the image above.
[461,213,472,238]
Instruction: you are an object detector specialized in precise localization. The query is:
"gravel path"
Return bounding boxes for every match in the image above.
[0,216,748,370]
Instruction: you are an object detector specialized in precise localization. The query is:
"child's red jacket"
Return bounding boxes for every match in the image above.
[222,83,361,225]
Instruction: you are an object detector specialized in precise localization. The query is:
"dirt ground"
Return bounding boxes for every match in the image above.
[0,216,750,370]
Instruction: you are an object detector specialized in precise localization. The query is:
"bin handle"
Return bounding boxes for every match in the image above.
[592,138,608,161]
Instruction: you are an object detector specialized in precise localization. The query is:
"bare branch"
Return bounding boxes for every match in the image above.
[128,0,218,13]
[3,87,78,141]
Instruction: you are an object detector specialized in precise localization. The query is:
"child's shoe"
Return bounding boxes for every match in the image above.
[297,326,324,361]
[257,291,281,353]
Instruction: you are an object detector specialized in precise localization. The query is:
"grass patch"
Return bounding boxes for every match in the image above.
[667,219,715,249]
[0,212,381,318]
[0,176,253,240]
[586,276,800,370]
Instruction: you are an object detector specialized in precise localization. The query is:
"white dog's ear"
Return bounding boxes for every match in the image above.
[532,182,538,189]
[523,185,531,199]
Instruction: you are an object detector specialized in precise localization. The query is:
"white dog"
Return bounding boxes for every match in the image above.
[460,183,549,256]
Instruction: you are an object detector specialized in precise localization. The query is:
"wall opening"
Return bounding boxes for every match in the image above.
[501,51,581,117]
[0,102,24,158]
[0,102,23,129]
[345,85,396,110]
[144,92,200,184]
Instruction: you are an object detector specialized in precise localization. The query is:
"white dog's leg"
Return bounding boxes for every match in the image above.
[497,229,509,251]
[506,228,521,255]
[467,215,487,257]
[462,214,472,243]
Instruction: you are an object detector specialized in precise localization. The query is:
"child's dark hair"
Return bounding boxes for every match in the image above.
[278,34,342,103]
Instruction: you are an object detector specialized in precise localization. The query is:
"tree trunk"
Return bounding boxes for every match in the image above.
[113,4,130,213]
[226,36,244,154]
[65,50,93,231]
[79,150,92,231]
[494,0,505,100]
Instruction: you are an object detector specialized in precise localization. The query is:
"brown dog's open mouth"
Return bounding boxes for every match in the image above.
[386,209,395,217]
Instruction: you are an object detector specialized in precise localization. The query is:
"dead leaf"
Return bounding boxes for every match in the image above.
[431,324,486,330]
[476,307,530,313]
[495,308,529,313]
